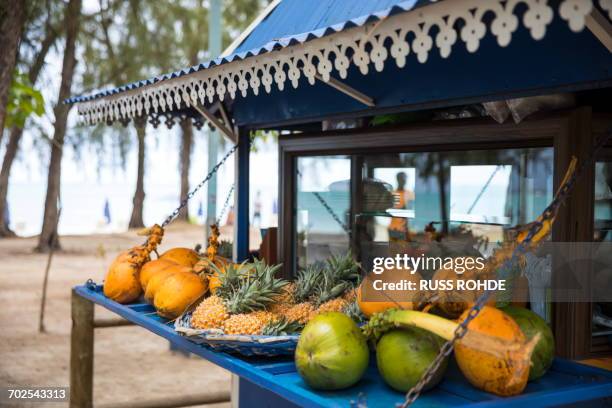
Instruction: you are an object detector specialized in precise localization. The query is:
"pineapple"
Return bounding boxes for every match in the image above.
[224,264,286,314]
[309,297,349,320]
[212,262,249,299]
[223,313,264,335]
[283,302,316,324]
[342,300,366,324]
[193,259,287,334]
[316,297,349,313]
[191,295,229,329]
[326,251,361,285]
[223,311,276,335]
[342,287,357,302]
[274,282,296,304]
[288,251,362,320]
[269,282,296,314]
[217,240,233,259]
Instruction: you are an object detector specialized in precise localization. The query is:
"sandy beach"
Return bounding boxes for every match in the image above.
[0,223,238,407]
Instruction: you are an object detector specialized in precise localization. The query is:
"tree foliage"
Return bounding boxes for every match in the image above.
[4,71,45,129]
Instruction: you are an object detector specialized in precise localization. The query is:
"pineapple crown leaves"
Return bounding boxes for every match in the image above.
[223,259,288,314]
[313,269,352,306]
[326,250,362,285]
[342,300,367,325]
[309,251,362,306]
[262,316,304,336]
[211,261,249,299]
[217,240,233,259]
[294,262,325,303]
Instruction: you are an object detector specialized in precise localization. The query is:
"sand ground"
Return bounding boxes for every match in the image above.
[0,222,246,407]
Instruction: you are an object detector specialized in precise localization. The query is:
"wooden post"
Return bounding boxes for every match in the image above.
[552,107,595,359]
[234,128,250,262]
[70,289,94,408]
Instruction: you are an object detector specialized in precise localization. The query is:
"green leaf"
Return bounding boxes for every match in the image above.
[5,71,45,129]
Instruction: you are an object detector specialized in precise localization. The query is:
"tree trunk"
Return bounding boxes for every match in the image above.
[128,124,146,229]
[36,0,82,253]
[0,127,20,237]
[0,0,27,144]
[0,21,59,237]
[178,119,193,221]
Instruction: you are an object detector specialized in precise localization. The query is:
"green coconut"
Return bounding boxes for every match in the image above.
[295,312,369,390]
[376,328,448,392]
[501,306,555,381]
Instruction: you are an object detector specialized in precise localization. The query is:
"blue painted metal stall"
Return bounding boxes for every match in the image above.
[76,284,612,407]
[66,0,612,406]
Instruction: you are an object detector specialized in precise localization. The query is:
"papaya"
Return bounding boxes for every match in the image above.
[501,306,554,381]
[154,272,208,319]
[140,258,179,290]
[159,247,200,267]
[357,268,422,317]
[144,265,191,304]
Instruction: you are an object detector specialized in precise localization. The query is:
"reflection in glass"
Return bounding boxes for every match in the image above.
[355,147,554,275]
[593,157,612,341]
[293,148,555,275]
[295,156,351,269]
[594,160,612,242]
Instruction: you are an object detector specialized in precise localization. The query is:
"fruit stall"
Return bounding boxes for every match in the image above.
[65,0,612,407]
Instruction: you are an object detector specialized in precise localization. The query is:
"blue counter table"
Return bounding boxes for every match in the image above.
[71,284,612,407]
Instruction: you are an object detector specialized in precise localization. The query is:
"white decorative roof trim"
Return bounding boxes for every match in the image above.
[76,0,599,126]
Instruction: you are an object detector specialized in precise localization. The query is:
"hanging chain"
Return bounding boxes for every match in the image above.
[401,129,611,407]
[161,144,238,228]
[216,184,235,225]
[311,190,351,234]
[296,169,351,235]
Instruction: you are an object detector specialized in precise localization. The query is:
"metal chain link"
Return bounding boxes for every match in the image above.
[161,144,238,228]
[311,190,351,234]
[401,129,611,407]
[216,184,235,225]
[296,169,351,235]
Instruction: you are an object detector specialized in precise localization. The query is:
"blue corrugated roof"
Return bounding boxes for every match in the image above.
[233,0,429,54]
[65,0,433,104]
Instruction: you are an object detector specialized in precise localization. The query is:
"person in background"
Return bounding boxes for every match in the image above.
[103,198,111,225]
[197,201,204,219]
[388,171,415,241]
[253,190,262,226]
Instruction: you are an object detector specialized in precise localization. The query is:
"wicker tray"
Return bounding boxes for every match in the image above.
[174,312,299,357]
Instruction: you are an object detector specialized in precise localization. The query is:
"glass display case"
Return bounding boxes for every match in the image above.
[279,113,612,359]
[293,147,553,280]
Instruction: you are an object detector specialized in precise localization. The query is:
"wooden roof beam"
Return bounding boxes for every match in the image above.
[315,74,376,107]
[586,7,612,53]
[193,104,237,143]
